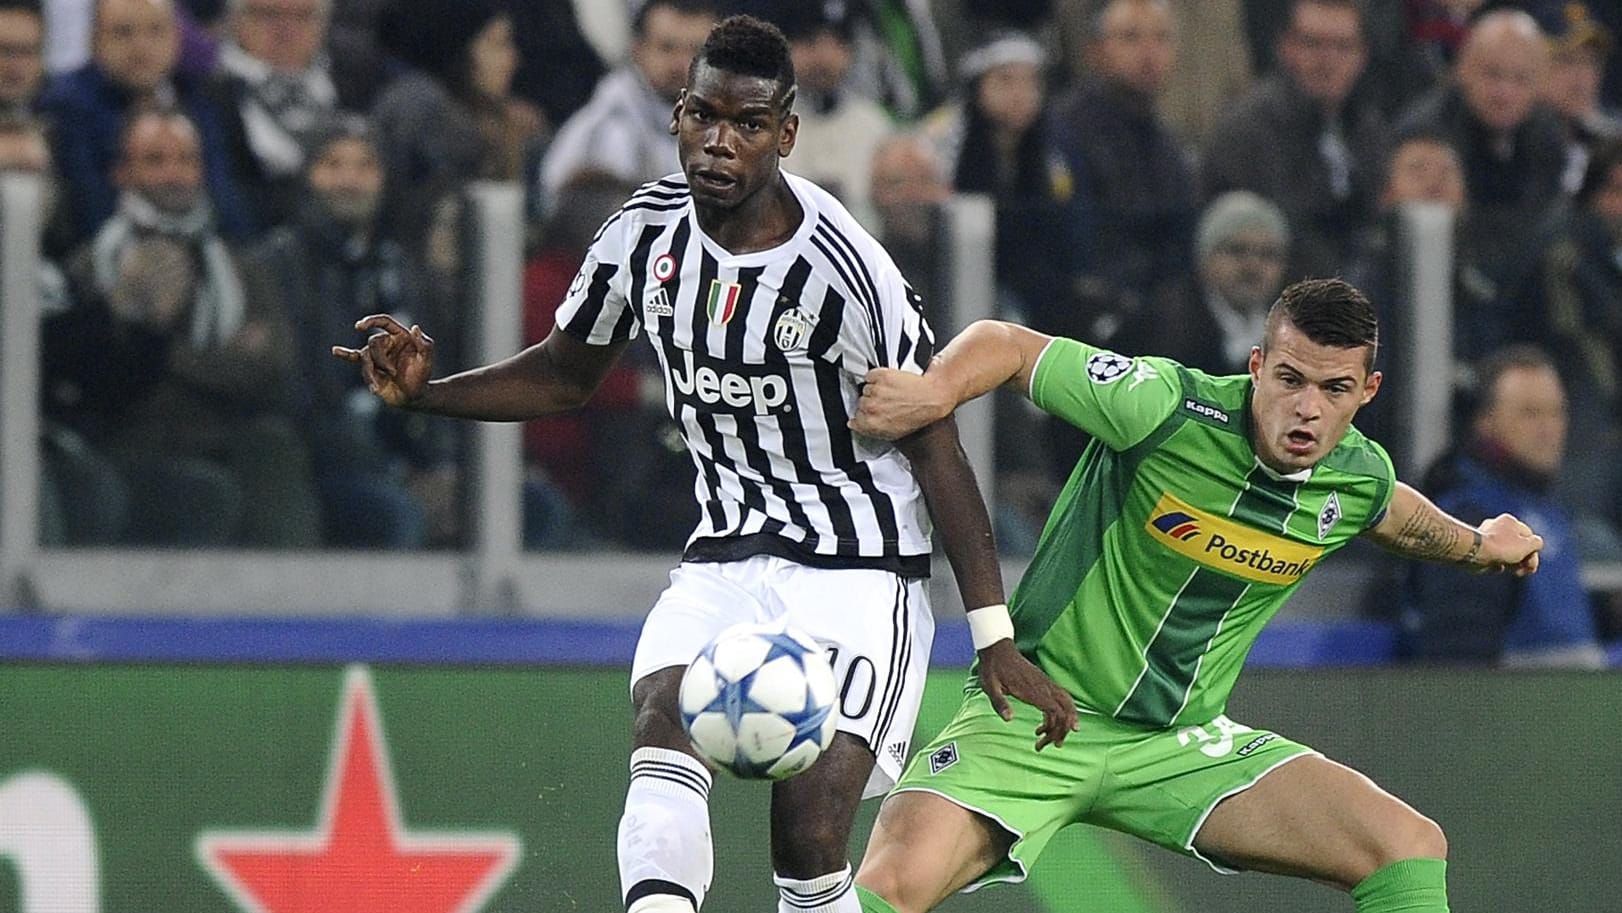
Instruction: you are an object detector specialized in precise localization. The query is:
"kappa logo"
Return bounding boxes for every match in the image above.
[1085,351,1134,385]
[928,742,959,775]
[1317,491,1343,540]
[1184,398,1230,424]
[773,308,812,352]
[1150,511,1202,541]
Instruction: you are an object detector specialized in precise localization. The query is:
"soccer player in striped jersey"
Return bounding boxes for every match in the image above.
[846,279,1545,913]
[334,15,1077,913]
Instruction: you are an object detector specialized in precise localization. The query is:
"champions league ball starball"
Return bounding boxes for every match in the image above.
[679,624,839,780]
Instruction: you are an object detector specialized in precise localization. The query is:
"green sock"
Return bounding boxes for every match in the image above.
[855,885,901,913]
[1352,858,1449,913]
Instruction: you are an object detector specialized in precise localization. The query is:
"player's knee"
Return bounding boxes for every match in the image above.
[1356,810,1447,883]
[1399,813,1447,861]
[862,862,927,913]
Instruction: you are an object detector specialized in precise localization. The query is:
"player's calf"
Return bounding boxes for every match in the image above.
[622,669,714,912]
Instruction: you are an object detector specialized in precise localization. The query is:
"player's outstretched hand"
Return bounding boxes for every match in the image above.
[1477,513,1543,577]
[849,367,954,440]
[332,315,434,408]
[977,640,1079,751]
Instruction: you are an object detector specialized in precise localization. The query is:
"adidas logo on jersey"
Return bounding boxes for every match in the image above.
[670,349,792,416]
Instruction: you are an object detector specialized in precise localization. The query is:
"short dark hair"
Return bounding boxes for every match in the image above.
[0,0,43,18]
[688,14,796,111]
[1263,278,1379,371]
[633,0,718,38]
[1470,345,1559,419]
[116,106,198,161]
[1576,138,1622,210]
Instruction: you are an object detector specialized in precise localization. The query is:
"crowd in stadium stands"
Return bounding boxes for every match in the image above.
[4,0,1621,657]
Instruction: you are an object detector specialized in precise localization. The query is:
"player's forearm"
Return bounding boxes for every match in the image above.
[1366,483,1487,568]
[930,320,1044,409]
[413,345,599,421]
[899,416,1005,611]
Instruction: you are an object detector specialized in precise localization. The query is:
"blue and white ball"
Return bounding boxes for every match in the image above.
[679,624,838,780]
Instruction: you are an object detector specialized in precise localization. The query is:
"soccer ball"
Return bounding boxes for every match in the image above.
[679,624,838,780]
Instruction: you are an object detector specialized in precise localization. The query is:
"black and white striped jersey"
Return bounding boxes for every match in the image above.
[554,172,936,576]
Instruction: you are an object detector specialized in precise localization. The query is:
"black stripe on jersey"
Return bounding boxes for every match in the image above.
[806,288,903,556]
[802,286,862,546]
[871,577,911,755]
[751,257,828,550]
[623,199,690,215]
[809,229,885,362]
[645,217,690,333]
[815,219,887,362]
[687,246,729,532]
[902,283,935,371]
[710,265,784,541]
[559,260,620,338]
[625,222,665,331]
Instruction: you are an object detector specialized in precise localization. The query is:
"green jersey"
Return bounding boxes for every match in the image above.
[1006,338,1395,728]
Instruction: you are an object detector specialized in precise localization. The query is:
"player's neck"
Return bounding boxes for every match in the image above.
[694,175,803,255]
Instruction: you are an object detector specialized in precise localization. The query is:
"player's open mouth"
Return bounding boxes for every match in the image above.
[1285,430,1316,453]
[692,169,738,192]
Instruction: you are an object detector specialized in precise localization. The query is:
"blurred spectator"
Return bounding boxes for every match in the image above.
[323,0,388,108]
[537,0,715,210]
[1116,191,1289,375]
[1531,0,1621,193]
[1399,346,1609,669]
[246,117,454,548]
[373,0,547,256]
[0,113,131,545]
[1055,0,1253,150]
[508,0,603,128]
[1537,138,1622,529]
[39,0,252,247]
[206,0,343,228]
[1204,0,1389,280]
[45,109,320,546]
[1405,0,1485,70]
[0,0,44,115]
[1398,9,1565,258]
[866,133,949,306]
[1053,0,1195,315]
[923,31,1093,338]
[770,0,892,219]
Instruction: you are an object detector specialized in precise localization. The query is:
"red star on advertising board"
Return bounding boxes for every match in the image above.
[197,666,521,913]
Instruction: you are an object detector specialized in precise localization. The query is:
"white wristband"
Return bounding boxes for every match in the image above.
[967,604,1014,651]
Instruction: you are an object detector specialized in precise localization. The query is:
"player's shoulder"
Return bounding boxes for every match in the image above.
[590,174,691,246]
[1319,424,1395,483]
[791,172,898,273]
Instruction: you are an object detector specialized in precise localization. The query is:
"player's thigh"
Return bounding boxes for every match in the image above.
[1193,753,1447,890]
[769,732,877,876]
[865,690,1101,899]
[629,560,770,748]
[857,789,1013,913]
[768,561,935,799]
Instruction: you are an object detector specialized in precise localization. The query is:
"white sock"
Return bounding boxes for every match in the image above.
[619,747,714,911]
[775,864,858,912]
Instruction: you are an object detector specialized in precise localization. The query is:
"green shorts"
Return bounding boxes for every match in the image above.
[892,688,1318,889]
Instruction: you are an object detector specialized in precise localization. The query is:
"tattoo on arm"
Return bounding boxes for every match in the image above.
[1391,509,1473,564]
[1460,528,1484,567]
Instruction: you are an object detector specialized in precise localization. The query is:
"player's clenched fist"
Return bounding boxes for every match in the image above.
[1477,512,1544,577]
[849,367,956,439]
[331,314,435,408]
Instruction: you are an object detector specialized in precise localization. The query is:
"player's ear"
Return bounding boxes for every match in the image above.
[1361,369,1382,405]
[779,110,799,158]
[1248,345,1264,381]
[670,89,686,135]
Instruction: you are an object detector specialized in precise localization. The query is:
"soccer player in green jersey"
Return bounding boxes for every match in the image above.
[844,279,1544,913]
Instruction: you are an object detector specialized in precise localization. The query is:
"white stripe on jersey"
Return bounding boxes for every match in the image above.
[554,172,936,575]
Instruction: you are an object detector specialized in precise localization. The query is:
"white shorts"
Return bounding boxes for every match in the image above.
[631,555,935,798]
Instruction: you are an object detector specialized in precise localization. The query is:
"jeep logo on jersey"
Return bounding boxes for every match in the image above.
[1085,351,1134,384]
[670,349,792,416]
[773,309,811,352]
[1145,492,1325,585]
